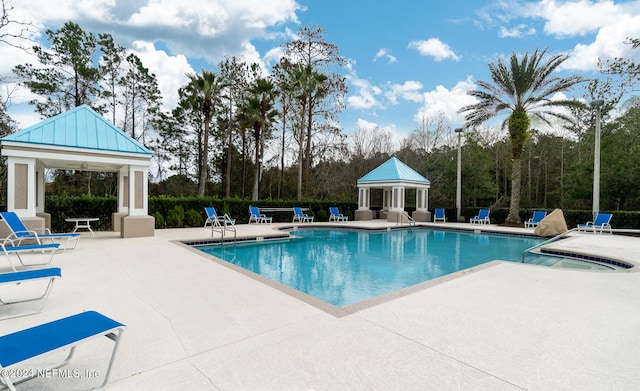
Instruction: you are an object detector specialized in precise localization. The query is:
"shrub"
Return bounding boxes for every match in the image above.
[152,212,165,229]
[184,208,202,227]
[165,205,185,227]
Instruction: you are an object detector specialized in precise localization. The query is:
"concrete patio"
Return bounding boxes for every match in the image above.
[2,221,639,390]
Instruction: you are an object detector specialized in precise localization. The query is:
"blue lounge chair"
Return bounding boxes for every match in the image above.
[0,310,125,390]
[248,206,272,224]
[434,208,446,223]
[0,267,61,319]
[329,207,348,222]
[578,213,613,234]
[204,207,235,228]
[293,207,314,223]
[525,210,547,228]
[1,239,60,271]
[0,211,80,250]
[470,209,490,224]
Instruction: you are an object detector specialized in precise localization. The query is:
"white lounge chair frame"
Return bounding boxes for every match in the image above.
[577,213,613,234]
[0,267,61,319]
[470,209,490,224]
[249,206,272,224]
[329,207,348,222]
[292,207,314,223]
[0,311,125,391]
[1,239,60,271]
[0,211,80,251]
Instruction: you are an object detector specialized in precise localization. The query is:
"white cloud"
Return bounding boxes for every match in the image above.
[533,0,622,37]
[499,24,536,38]
[562,13,640,71]
[129,41,194,110]
[373,48,397,64]
[414,77,477,126]
[408,38,460,61]
[385,81,423,105]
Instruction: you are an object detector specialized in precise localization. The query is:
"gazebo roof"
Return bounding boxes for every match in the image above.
[358,157,430,186]
[2,104,152,155]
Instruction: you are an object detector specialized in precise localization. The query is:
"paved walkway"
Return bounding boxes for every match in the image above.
[2,221,639,390]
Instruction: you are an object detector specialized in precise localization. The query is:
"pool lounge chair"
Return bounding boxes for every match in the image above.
[248,206,272,224]
[204,207,235,228]
[293,207,314,223]
[577,213,613,234]
[470,209,490,224]
[0,267,61,319]
[1,239,60,271]
[329,207,348,222]
[524,210,547,228]
[0,211,80,250]
[0,310,125,391]
[434,208,446,223]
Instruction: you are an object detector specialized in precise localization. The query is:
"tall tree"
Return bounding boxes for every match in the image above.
[98,33,126,124]
[288,63,327,200]
[284,25,348,189]
[184,70,222,196]
[459,48,585,224]
[13,21,102,116]
[120,53,162,143]
[219,56,250,197]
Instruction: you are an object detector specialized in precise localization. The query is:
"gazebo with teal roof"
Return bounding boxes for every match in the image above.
[356,157,432,222]
[0,105,155,238]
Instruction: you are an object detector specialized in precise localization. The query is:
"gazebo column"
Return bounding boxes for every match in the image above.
[386,186,406,222]
[35,161,51,229]
[112,166,129,232]
[120,165,154,238]
[355,187,373,221]
[379,189,392,219]
[1,157,46,237]
[412,187,432,222]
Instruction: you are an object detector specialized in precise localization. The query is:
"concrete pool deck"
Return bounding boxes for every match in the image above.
[2,220,639,390]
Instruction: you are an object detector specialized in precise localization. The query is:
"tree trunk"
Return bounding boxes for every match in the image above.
[505,157,522,225]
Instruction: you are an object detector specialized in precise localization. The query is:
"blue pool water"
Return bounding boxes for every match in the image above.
[196,228,545,307]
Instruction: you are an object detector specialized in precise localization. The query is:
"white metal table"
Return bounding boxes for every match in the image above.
[65,217,99,237]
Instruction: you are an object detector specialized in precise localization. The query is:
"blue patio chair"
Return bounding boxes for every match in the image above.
[524,210,547,228]
[0,310,125,390]
[0,267,61,319]
[329,207,348,222]
[248,206,272,224]
[0,211,80,250]
[578,213,613,234]
[434,208,446,223]
[204,207,235,228]
[293,207,314,223]
[470,209,490,224]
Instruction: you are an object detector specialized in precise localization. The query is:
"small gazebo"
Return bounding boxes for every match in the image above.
[0,105,155,238]
[355,157,432,222]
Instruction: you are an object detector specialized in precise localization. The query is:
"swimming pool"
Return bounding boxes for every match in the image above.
[196,228,548,307]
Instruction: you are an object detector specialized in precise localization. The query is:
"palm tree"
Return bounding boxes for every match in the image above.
[239,77,278,200]
[185,70,221,197]
[459,48,585,224]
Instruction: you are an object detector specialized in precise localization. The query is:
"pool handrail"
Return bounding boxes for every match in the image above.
[521,228,578,263]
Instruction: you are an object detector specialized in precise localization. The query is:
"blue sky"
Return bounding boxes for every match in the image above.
[3,0,640,145]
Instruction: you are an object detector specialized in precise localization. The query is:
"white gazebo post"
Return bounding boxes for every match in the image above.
[120,164,154,238]
[413,186,431,222]
[355,186,373,220]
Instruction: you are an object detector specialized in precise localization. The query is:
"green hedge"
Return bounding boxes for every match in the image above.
[44,195,358,231]
[43,195,640,231]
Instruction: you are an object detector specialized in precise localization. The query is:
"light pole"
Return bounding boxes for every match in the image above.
[455,127,463,222]
[590,99,604,220]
